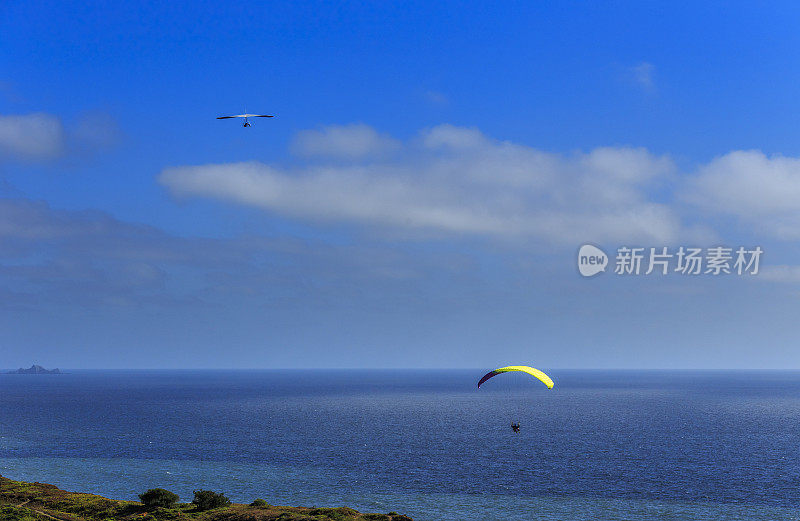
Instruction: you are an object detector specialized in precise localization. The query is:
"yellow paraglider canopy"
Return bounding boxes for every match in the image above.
[477,365,554,389]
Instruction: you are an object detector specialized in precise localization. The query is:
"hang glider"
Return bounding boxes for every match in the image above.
[216,113,274,127]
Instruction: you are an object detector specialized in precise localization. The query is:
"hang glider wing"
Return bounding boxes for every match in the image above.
[217,114,274,119]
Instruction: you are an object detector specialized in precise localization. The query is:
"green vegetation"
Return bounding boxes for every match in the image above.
[0,475,412,520]
[140,488,180,509]
[192,490,231,511]
[0,505,51,520]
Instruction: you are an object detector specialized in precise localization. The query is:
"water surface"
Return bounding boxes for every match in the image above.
[2,370,799,520]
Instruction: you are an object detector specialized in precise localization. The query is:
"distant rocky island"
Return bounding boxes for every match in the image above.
[7,364,61,374]
[0,475,413,520]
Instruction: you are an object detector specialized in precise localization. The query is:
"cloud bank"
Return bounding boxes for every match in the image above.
[163,123,800,247]
[163,124,696,245]
[686,150,800,239]
[291,123,400,159]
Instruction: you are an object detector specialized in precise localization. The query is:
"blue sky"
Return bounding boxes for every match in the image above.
[2,1,800,369]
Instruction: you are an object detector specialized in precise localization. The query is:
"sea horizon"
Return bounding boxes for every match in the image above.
[6,367,800,372]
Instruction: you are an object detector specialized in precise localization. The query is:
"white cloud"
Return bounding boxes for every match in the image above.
[161,124,697,245]
[422,124,487,150]
[0,113,65,160]
[685,150,800,239]
[291,123,400,159]
[758,265,800,283]
[0,111,119,163]
[630,62,655,91]
[424,90,449,106]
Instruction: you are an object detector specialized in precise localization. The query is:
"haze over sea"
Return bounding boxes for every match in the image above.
[2,370,800,521]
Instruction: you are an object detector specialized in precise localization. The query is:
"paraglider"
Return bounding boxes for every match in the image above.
[216,113,274,127]
[477,365,554,390]
[477,365,554,433]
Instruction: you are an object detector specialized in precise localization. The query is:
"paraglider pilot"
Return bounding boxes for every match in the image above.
[511,422,520,433]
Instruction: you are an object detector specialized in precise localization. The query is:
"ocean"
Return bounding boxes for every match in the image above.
[1,370,800,520]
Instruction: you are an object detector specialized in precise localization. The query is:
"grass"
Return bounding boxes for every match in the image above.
[0,475,413,521]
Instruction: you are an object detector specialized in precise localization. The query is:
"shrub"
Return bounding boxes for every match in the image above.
[250,498,269,507]
[192,489,231,511]
[309,507,359,520]
[138,488,179,509]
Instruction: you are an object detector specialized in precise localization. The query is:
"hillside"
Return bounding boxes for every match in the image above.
[0,476,412,521]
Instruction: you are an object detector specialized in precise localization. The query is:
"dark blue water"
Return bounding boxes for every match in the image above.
[2,370,800,520]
